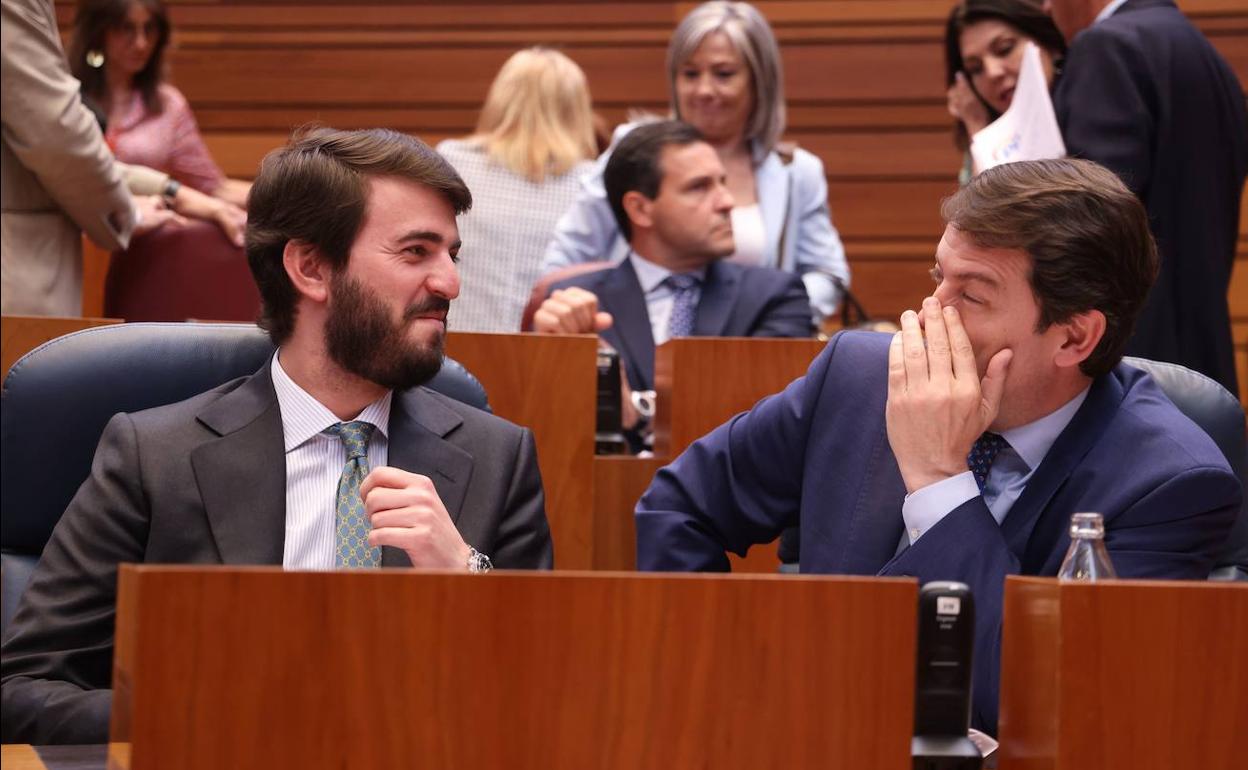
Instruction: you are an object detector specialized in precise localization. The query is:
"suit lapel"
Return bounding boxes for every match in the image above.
[191,366,287,565]
[380,388,475,567]
[598,260,656,390]
[693,261,741,336]
[1000,373,1124,565]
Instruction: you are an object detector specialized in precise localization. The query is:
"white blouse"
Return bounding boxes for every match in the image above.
[728,203,766,266]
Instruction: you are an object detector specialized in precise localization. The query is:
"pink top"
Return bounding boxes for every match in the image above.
[106,83,225,195]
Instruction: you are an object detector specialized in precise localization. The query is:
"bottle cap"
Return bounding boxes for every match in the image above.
[1069,511,1105,539]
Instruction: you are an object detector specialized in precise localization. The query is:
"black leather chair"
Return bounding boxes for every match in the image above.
[778,357,1248,580]
[1123,357,1248,581]
[0,322,490,633]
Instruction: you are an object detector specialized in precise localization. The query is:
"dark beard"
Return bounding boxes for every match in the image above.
[323,273,448,391]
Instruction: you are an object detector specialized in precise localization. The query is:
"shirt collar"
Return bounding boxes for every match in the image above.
[628,252,708,294]
[1094,0,1130,24]
[999,386,1090,472]
[271,352,392,452]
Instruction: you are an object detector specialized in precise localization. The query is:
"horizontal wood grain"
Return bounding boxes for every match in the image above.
[53,0,1248,405]
[112,565,918,769]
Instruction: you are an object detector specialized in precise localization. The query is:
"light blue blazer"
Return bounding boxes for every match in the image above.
[541,123,850,319]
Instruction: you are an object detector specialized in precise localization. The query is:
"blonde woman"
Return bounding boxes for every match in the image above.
[437,48,597,332]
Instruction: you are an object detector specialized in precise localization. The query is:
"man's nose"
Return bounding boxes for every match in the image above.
[429,254,461,300]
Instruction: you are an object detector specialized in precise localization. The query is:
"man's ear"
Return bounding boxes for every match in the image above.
[1053,308,1106,370]
[283,240,331,304]
[621,190,655,232]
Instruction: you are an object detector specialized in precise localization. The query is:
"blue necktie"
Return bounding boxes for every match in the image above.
[325,421,380,568]
[666,273,701,339]
[967,432,1007,493]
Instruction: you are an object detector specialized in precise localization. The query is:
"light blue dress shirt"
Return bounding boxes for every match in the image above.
[271,353,392,569]
[901,387,1090,545]
[1095,0,1131,24]
[628,252,707,348]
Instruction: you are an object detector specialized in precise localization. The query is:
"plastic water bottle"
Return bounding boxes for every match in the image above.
[1056,512,1117,581]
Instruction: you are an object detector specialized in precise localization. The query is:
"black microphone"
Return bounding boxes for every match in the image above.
[911,581,982,770]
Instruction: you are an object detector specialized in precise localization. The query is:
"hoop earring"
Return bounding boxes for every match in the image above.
[86,50,105,68]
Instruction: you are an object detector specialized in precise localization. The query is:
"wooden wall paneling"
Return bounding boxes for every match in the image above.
[444,332,599,569]
[50,0,1248,404]
[112,565,918,769]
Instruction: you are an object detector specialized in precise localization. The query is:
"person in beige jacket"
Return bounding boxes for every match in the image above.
[0,0,241,315]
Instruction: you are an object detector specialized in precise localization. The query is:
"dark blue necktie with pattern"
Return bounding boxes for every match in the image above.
[967,432,1007,493]
[665,273,701,339]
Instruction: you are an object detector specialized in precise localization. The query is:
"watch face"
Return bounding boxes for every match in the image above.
[632,390,657,419]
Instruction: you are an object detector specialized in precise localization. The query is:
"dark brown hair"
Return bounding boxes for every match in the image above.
[604,120,704,241]
[245,126,473,344]
[941,158,1158,378]
[70,0,171,116]
[944,0,1066,152]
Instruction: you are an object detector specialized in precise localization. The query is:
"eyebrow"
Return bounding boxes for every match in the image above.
[394,230,461,250]
[679,174,721,192]
[933,263,1003,291]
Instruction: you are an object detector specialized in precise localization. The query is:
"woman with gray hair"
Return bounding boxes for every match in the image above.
[540,0,848,322]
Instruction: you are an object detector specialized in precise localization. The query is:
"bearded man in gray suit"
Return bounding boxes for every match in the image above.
[1,126,553,744]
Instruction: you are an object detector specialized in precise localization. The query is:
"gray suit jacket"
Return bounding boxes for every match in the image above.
[0,365,553,744]
[1,0,135,315]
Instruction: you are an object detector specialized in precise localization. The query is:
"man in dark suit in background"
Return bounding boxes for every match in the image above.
[1046,0,1248,396]
[1,127,553,745]
[531,121,813,425]
[636,159,1240,735]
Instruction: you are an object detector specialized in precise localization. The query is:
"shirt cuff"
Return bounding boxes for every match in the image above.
[901,472,980,545]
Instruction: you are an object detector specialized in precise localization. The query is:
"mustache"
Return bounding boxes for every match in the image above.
[402,296,451,322]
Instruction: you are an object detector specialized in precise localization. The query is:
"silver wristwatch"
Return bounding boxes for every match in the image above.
[630,389,657,421]
[466,546,493,573]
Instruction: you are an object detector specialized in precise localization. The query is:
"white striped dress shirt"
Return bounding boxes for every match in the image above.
[271,354,392,569]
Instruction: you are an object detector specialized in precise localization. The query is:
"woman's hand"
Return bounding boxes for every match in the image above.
[132,195,187,236]
[946,72,991,137]
[172,185,246,247]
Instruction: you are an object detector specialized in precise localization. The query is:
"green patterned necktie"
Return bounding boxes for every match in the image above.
[325,421,380,568]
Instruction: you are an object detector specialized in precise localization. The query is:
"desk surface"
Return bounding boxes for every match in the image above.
[1,744,109,770]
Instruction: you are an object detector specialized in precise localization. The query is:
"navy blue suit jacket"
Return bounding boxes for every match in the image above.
[549,257,813,392]
[1053,0,1248,395]
[636,331,1240,734]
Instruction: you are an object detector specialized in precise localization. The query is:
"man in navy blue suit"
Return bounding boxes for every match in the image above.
[1046,0,1248,396]
[532,121,813,430]
[636,158,1240,735]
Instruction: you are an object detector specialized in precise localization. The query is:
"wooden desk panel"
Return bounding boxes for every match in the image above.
[653,337,826,458]
[445,332,598,569]
[0,745,46,770]
[111,566,918,770]
[999,577,1248,770]
[592,456,665,571]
